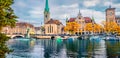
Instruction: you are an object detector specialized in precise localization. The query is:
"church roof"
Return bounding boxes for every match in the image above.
[45,19,62,25]
[84,17,92,23]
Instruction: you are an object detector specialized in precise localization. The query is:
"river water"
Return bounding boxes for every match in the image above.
[6,37,120,58]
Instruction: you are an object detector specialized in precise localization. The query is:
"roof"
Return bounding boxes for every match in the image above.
[84,17,92,23]
[45,19,62,25]
[116,16,120,19]
[68,18,76,22]
[106,8,115,11]
[16,22,34,28]
[35,27,41,30]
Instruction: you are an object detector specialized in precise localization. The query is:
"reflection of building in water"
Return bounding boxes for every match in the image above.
[2,22,35,35]
[106,41,120,58]
[7,39,35,57]
[42,40,64,58]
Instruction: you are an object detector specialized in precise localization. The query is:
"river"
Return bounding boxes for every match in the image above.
[6,36,120,58]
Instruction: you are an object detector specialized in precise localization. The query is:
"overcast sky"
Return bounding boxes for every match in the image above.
[12,0,120,27]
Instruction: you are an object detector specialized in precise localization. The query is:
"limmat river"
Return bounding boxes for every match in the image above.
[6,36,120,58]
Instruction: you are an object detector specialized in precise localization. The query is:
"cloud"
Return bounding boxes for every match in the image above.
[83,0,100,7]
[80,9,105,24]
[50,3,79,19]
[29,6,44,18]
[14,1,27,8]
[12,0,120,27]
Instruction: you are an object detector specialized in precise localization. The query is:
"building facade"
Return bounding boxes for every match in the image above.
[67,10,93,35]
[44,0,64,34]
[44,19,63,34]
[106,6,116,22]
[44,0,50,24]
[2,22,35,35]
[116,16,120,26]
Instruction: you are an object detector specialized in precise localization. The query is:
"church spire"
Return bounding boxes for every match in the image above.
[77,9,82,19]
[78,9,81,16]
[45,0,49,12]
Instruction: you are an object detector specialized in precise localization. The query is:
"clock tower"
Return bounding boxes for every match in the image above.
[44,0,50,24]
[106,6,115,22]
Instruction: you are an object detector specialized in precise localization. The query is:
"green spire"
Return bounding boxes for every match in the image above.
[45,0,49,12]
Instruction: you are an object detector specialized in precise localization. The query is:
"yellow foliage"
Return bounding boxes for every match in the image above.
[104,22,119,33]
[64,22,80,34]
[84,23,103,32]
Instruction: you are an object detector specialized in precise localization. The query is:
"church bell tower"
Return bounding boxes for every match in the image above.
[44,0,50,24]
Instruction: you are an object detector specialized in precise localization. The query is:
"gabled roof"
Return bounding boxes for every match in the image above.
[84,17,92,23]
[16,22,34,28]
[68,18,76,22]
[45,19,62,25]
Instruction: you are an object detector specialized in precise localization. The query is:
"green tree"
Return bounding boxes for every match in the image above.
[0,0,17,57]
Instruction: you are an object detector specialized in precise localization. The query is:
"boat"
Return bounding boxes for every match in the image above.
[105,36,119,41]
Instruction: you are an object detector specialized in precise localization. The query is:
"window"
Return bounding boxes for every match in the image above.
[46,15,47,18]
[48,27,49,33]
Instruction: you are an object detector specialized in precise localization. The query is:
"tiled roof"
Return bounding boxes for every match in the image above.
[68,18,76,22]
[35,27,41,30]
[16,22,34,28]
[45,19,62,25]
[84,17,92,23]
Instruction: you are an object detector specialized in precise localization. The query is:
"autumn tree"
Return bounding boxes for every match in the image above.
[84,23,103,33]
[103,21,119,34]
[64,22,80,34]
[0,0,17,57]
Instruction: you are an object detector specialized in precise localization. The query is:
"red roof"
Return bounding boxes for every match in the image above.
[68,18,76,22]
[16,22,34,28]
[45,19,62,25]
[84,17,92,23]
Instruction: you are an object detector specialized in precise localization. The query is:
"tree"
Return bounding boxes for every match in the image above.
[84,23,103,33]
[103,21,119,34]
[0,0,17,57]
[64,22,80,34]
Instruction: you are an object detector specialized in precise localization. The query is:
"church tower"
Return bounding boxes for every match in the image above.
[77,10,82,19]
[44,0,50,24]
[106,6,115,22]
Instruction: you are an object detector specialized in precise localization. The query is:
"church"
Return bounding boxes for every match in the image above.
[44,0,64,34]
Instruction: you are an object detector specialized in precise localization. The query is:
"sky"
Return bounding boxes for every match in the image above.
[11,0,120,27]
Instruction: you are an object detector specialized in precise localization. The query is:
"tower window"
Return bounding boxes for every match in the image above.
[46,15,47,18]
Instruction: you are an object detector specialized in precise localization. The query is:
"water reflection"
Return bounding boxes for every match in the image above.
[105,41,120,58]
[6,37,120,58]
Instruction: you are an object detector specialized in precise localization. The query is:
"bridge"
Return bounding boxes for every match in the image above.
[7,34,93,39]
[7,34,25,38]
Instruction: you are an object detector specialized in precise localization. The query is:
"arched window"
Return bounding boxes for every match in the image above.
[48,27,49,33]
[50,25,51,33]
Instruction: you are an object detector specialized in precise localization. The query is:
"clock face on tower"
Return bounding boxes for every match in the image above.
[109,12,113,16]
